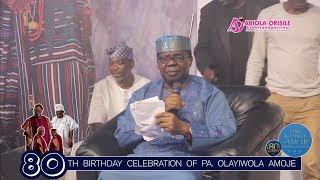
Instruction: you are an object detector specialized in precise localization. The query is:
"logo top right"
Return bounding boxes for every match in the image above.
[227,17,291,33]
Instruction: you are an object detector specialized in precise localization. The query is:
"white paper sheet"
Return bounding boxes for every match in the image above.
[130,96,166,141]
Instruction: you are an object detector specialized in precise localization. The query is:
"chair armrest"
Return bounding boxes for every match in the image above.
[76,111,129,156]
[76,112,128,180]
[206,103,284,156]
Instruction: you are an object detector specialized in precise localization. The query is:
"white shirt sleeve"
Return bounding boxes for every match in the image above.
[51,117,56,128]
[67,116,79,131]
[245,11,268,86]
[87,83,108,124]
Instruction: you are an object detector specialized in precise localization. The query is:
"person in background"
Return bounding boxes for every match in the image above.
[65,42,150,180]
[21,104,52,151]
[87,42,150,133]
[51,104,78,155]
[202,64,219,84]
[32,126,48,154]
[194,0,279,85]
[245,1,320,179]
[48,128,63,153]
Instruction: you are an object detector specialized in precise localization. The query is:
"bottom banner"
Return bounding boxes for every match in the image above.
[20,151,302,179]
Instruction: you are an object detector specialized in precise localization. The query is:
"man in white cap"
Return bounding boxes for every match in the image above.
[98,35,236,180]
[87,42,150,133]
[51,104,79,156]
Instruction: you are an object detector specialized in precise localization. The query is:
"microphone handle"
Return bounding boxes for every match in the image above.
[168,109,178,115]
[170,86,181,115]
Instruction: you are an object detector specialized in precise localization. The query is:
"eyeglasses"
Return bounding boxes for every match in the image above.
[158,54,190,64]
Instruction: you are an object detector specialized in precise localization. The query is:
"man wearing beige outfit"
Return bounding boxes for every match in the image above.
[245,1,320,180]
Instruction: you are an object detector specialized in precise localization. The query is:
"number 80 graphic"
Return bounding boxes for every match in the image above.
[20,151,66,179]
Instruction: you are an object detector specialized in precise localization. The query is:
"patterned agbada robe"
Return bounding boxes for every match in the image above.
[49,133,63,153]
[99,76,237,180]
[33,133,48,154]
[0,0,95,151]
[0,1,23,152]
[0,0,95,152]
[27,0,95,142]
[28,0,95,141]
[21,116,52,150]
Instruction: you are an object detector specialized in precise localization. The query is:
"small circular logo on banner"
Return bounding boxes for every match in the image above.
[266,140,282,156]
[279,123,312,157]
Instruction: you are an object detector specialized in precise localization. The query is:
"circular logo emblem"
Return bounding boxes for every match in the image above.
[266,140,282,156]
[279,123,312,157]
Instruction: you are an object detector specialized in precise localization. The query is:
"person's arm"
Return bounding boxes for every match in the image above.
[194,7,214,73]
[38,145,45,154]
[69,130,74,148]
[48,140,53,151]
[35,137,45,154]
[114,92,144,150]
[245,11,268,86]
[58,136,64,152]
[25,135,33,150]
[21,118,33,149]
[87,84,108,128]
[187,89,237,152]
[46,117,53,130]
[68,117,79,148]
[154,93,190,138]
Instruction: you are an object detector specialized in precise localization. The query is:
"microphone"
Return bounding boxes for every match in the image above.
[173,82,182,95]
[169,82,182,115]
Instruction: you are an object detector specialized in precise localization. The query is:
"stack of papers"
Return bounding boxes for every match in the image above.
[130,96,166,141]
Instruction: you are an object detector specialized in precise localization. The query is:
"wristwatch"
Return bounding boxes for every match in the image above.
[184,126,192,140]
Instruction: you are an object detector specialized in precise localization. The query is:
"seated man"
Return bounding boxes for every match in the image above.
[98,35,237,180]
[65,42,150,180]
[87,42,150,133]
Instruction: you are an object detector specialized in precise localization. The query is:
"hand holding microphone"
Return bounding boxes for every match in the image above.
[164,82,185,113]
[155,82,191,138]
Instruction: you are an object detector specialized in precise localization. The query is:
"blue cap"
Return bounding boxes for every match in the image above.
[155,35,191,53]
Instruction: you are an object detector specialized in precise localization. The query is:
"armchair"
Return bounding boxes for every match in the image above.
[76,86,284,180]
